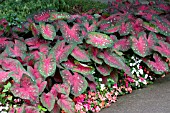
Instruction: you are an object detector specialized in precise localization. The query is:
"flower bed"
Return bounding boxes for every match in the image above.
[0,0,170,113]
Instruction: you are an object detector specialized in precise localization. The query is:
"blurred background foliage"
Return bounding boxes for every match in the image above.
[0,0,107,26]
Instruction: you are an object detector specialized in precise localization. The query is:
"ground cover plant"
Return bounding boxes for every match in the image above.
[0,0,170,112]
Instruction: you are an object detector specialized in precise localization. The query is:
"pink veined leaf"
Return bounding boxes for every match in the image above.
[131,32,150,57]
[50,85,58,100]
[158,3,170,11]
[62,59,95,75]
[49,12,70,21]
[36,78,47,95]
[60,70,88,96]
[0,37,10,49]
[25,106,40,113]
[29,50,41,61]
[30,23,39,37]
[101,50,132,77]
[153,41,170,58]
[51,103,60,113]
[86,32,113,49]
[10,74,39,102]
[143,22,159,33]
[33,10,51,22]
[83,21,97,32]
[88,47,103,64]
[39,44,50,56]
[96,64,113,76]
[118,22,132,36]
[0,70,11,82]
[131,19,144,34]
[102,69,118,84]
[12,26,25,33]
[104,24,120,34]
[145,54,169,75]
[25,37,48,50]
[59,20,83,44]
[114,38,131,51]
[40,22,56,41]
[40,92,55,111]
[98,20,111,31]
[1,58,29,82]
[147,32,158,49]
[8,39,27,60]
[50,41,75,63]
[88,81,97,91]
[57,94,75,113]
[38,53,56,79]
[53,83,70,96]
[71,46,90,62]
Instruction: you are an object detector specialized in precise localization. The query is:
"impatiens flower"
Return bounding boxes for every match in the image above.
[99,78,102,82]
[100,84,105,91]
[95,106,101,112]
[138,69,144,75]
[75,102,84,111]
[105,103,111,108]
[99,101,105,108]
[144,74,148,79]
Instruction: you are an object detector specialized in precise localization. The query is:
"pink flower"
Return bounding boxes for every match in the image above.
[75,103,83,111]
[95,106,101,112]
[83,104,90,112]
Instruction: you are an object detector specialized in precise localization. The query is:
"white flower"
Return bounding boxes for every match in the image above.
[143,80,147,85]
[130,63,133,66]
[99,78,102,82]
[136,71,140,77]
[131,67,136,74]
[138,69,143,75]
[144,74,148,79]
[131,56,135,60]
[138,59,142,63]
[135,81,139,86]
[100,84,105,91]
[1,111,7,113]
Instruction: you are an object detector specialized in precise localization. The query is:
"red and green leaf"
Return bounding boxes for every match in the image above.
[59,20,83,44]
[143,22,159,33]
[114,38,131,51]
[40,92,55,111]
[104,24,120,34]
[60,70,88,96]
[25,106,40,113]
[71,46,90,62]
[50,12,70,21]
[144,54,169,74]
[10,74,39,102]
[38,53,56,79]
[86,32,113,49]
[131,32,150,57]
[153,41,170,58]
[118,22,132,36]
[88,47,103,64]
[36,78,47,95]
[33,10,51,22]
[30,23,39,37]
[50,41,75,63]
[57,94,75,113]
[96,64,113,76]
[0,70,12,82]
[53,83,70,96]
[40,22,56,41]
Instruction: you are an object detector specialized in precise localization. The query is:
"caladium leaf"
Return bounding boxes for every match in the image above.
[98,20,111,31]
[50,41,75,63]
[71,46,90,62]
[103,24,120,34]
[33,10,51,22]
[59,20,83,44]
[53,83,70,96]
[101,50,132,77]
[1,58,29,82]
[57,94,75,113]
[114,38,131,51]
[39,44,50,56]
[51,103,60,113]
[96,64,113,76]
[118,22,132,36]
[60,70,88,96]
[38,53,56,79]
[0,70,12,82]
[50,12,70,20]
[7,39,27,60]
[36,78,47,95]
[88,47,103,64]
[25,106,40,113]
[144,54,169,74]
[30,23,39,37]
[86,32,113,49]
[40,92,55,111]
[40,22,56,41]
[153,41,170,58]
[82,21,97,32]
[25,37,48,50]
[147,32,158,48]
[27,62,42,79]
[0,37,11,49]
[131,32,150,57]
[10,74,39,102]
[143,22,159,33]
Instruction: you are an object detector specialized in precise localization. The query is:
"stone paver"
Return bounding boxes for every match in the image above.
[100,75,170,113]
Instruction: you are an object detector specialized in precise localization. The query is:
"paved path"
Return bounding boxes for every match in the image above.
[100,75,170,113]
